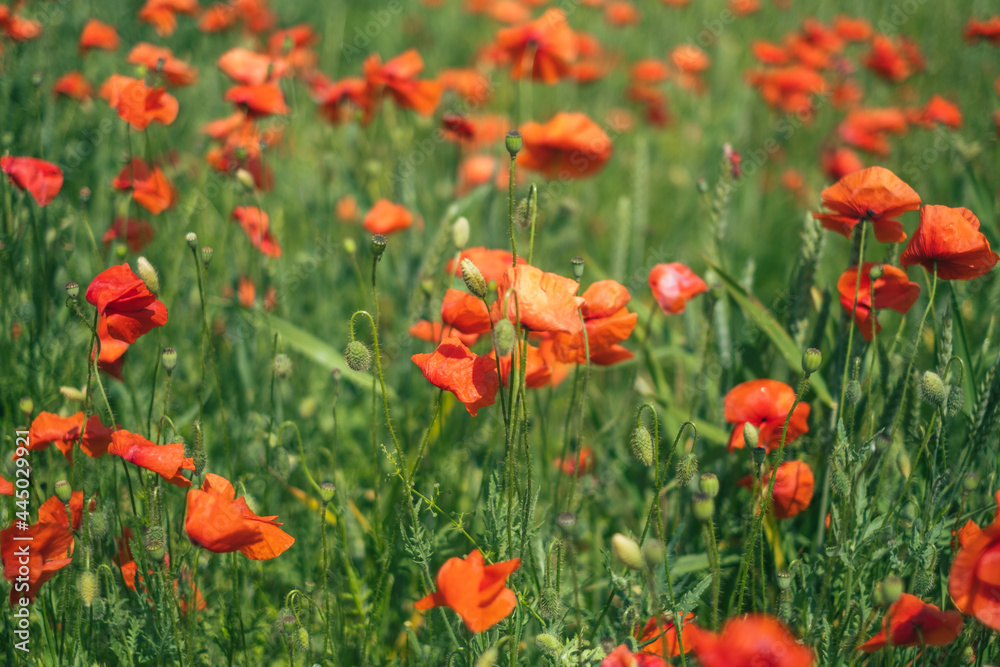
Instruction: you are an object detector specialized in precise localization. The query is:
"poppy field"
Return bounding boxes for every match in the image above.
[3,0,1000,665]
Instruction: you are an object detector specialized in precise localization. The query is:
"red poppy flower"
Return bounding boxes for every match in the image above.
[408,320,480,348]
[751,41,790,65]
[109,430,194,487]
[86,263,168,344]
[0,475,12,497]
[310,74,372,125]
[23,411,85,461]
[437,68,493,105]
[232,206,282,257]
[79,18,120,52]
[909,95,962,129]
[447,248,524,284]
[457,155,499,196]
[949,489,1000,631]
[103,217,155,253]
[80,415,114,458]
[199,3,238,32]
[105,77,179,131]
[0,157,64,207]
[53,72,93,101]
[518,112,613,179]
[554,447,594,477]
[492,265,585,335]
[860,593,963,651]
[491,343,553,388]
[602,645,666,667]
[747,65,827,114]
[225,83,289,117]
[112,158,177,215]
[837,262,920,341]
[964,17,1000,45]
[412,338,499,416]
[738,460,815,519]
[363,200,414,235]
[494,9,578,84]
[3,13,41,41]
[38,492,96,532]
[267,24,318,71]
[637,612,704,658]
[550,279,637,364]
[693,614,815,667]
[834,15,872,41]
[900,205,999,280]
[648,263,708,315]
[184,473,295,560]
[127,43,199,87]
[838,108,908,155]
[363,50,443,117]
[813,166,920,243]
[441,288,492,335]
[865,35,914,83]
[92,316,131,371]
[218,48,286,86]
[1,520,73,604]
[415,549,520,633]
[139,0,199,37]
[821,147,864,182]
[724,379,811,452]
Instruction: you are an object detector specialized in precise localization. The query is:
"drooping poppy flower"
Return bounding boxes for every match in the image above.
[408,320,479,348]
[554,447,594,477]
[821,147,864,181]
[112,158,177,215]
[602,645,666,667]
[494,9,578,84]
[909,95,962,129]
[518,112,613,179]
[79,18,120,52]
[447,247,524,284]
[103,217,156,253]
[441,288,492,335]
[838,108,909,155]
[412,338,500,416]
[218,48,286,86]
[859,593,963,651]
[492,265,585,335]
[232,206,282,257]
[363,200,414,235]
[363,50,443,117]
[900,205,999,280]
[23,411,85,461]
[225,82,289,117]
[837,262,920,341]
[109,430,194,487]
[106,77,179,131]
[738,460,815,519]
[310,74,372,125]
[86,263,168,344]
[138,0,199,37]
[184,473,294,560]
[127,43,199,87]
[1,520,74,604]
[724,379,811,452]
[813,166,920,243]
[38,492,96,532]
[415,549,520,633]
[964,17,1000,45]
[0,157,64,207]
[79,415,114,458]
[949,490,1000,631]
[637,612,704,658]
[53,71,93,101]
[550,279,637,364]
[648,263,707,315]
[693,614,815,667]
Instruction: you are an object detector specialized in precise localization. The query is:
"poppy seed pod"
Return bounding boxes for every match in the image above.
[920,371,946,408]
[19,396,33,416]
[557,511,577,531]
[345,340,373,372]
[699,473,719,498]
[55,480,72,503]
[273,353,293,379]
[505,130,522,157]
[752,446,768,467]
[629,424,653,466]
[869,264,884,280]
[776,571,792,590]
[611,533,644,571]
[460,258,488,298]
[802,347,822,375]
[201,247,214,267]
[451,216,470,250]
[492,318,517,357]
[692,491,715,522]
[77,570,99,607]
[319,482,336,504]
[370,234,387,258]
[962,472,978,492]
[185,232,198,248]
[66,282,79,299]
[137,257,159,294]
[162,347,177,374]
[79,187,92,204]
[571,256,585,280]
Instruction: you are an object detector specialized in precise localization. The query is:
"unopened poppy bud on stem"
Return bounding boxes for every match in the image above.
[78,570,99,607]
[55,480,72,503]
[802,347,822,375]
[629,424,653,466]
[492,319,516,357]
[897,451,911,479]
[192,420,206,476]
[66,282,79,299]
[699,472,719,498]
[845,379,862,406]
[947,385,964,417]
[460,258,488,298]
[451,216,470,250]
[641,539,664,569]
[505,130,522,158]
[743,422,759,449]
[345,340,372,372]
[235,168,255,191]
[692,491,715,522]
[137,257,159,293]
[19,396,33,416]
[676,451,698,486]
[882,575,903,604]
[343,238,357,255]
[920,371,946,408]
[611,533,644,571]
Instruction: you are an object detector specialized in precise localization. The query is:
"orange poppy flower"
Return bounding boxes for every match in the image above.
[437,68,493,105]
[900,205,999,280]
[831,80,863,110]
[232,206,282,257]
[86,263,168,345]
[109,430,194,488]
[79,415,114,458]
[363,50,443,117]
[491,343,553,388]
[738,460,815,519]
[38,492,96,532]
[949,490,1000,631]
[127,43,198,87]
[909,95,962,129]
[838,108,908,155]
[447,248,524,284]
[106,77,179,131]
[693,614,815,667]
[748,66,827,114]
[602,645,667,667]
[648,263,707,315]
[185,473,295,560]
[492,265,585,335]
[518,112,613,179]
[865,35,913,83]
[834,15,872,41]
[93,316,131,371]
[605,1,641,26]
[139,0,199,37]
[336,194,359,222]
[457,154,499,196]
[415,549,520,633]
[310,74,373,125]
[860,593,963,651]
[441,288,492,335]
[494,9,578,84]
[408,320,479,348]
[79,18,120,51]
[813,166,920,243]
[670,44,710,74]
[116,527,148,593]
[0,156,63,207]
[363,200,414,235]
[199,3,238,32]
[0,475,12,496]
[53,71,93,101]
[104,217,155,253]
[631,59,671,84]
[218,48,287,86]
[112,158,177,215]
[550,279,637,364]
[637,612,704,658]
[752,41,790,66]
[3,13,41,41]
[724,379,810,452]
[225,82,289,117]
[412,338,499,416]
[821,147,864,182]
[837,263,920,341]
[554,447,594,477]
[267,24,318,71]
[1,520,73,604]
[443,113,510,149]
[964,16,1000,45]
[23,411,85,461]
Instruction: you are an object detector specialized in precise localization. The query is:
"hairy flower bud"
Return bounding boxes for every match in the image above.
[137,257,159,293]
[946,385,964,417]
[882,575,903,604]
[629,425,653,466]
[451,216,470,250]
[676,452,698,487]
[641,539,664,569]
[743,423,759,449]
[460,258,488,298]
[345,341,372,372]
[536,633,562,656]
[78,570,99,607]
[920,371,946,408]
[19,396,33,416]
[845,379,862,406]
[492,319,516,357]
[611,533,644,571]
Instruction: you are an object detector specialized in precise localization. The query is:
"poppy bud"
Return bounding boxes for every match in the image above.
[629,424,653,466]
[557,511,577,531]
[845,379,861,406]
[752,446,767,467]
[79,187,92,204]
[539,587,561,619]
[743,423,759,449]
[920,371,946,407]
[641,539,664,569]
[492,319,517,357]
[145,527,165,561]
[776,571,792,590]
[162,347,177,374]
[296,627,309,651]
[946,385,964,417]
[137,257,159,293]
[912,567,932,595]
[192,420,206,476]
[451,216,470,250]
[869,264,884,281]
[699,472,719,498]
[186,232,198,248]
[833,470,850,497]
[55,480,72,503]
[343,238,357,255]
[571,256,585,280]
[370,234,387,259]
[611,533,644,571]
[273,353,292,379]
[676,452,698,486]
[475,647,498,667]
[692,491,715,522]
[89,509,109,539]
[235,168,255,191]
[802,347,822,375]
[66,282,79,299]
[114,244,127,259]
[201,247,214,267]
[460,258,488,298]
[961,646,975,665]
[536,633,562,656]
[882,575,903,604]
[505,130,522,157]
[872,582,886,607]
[897,451,911,479]
[962,472,978,492]
[345,341,372,372]
[60,386,85,402]
[78,570,99,607]
[19,396,33,417]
